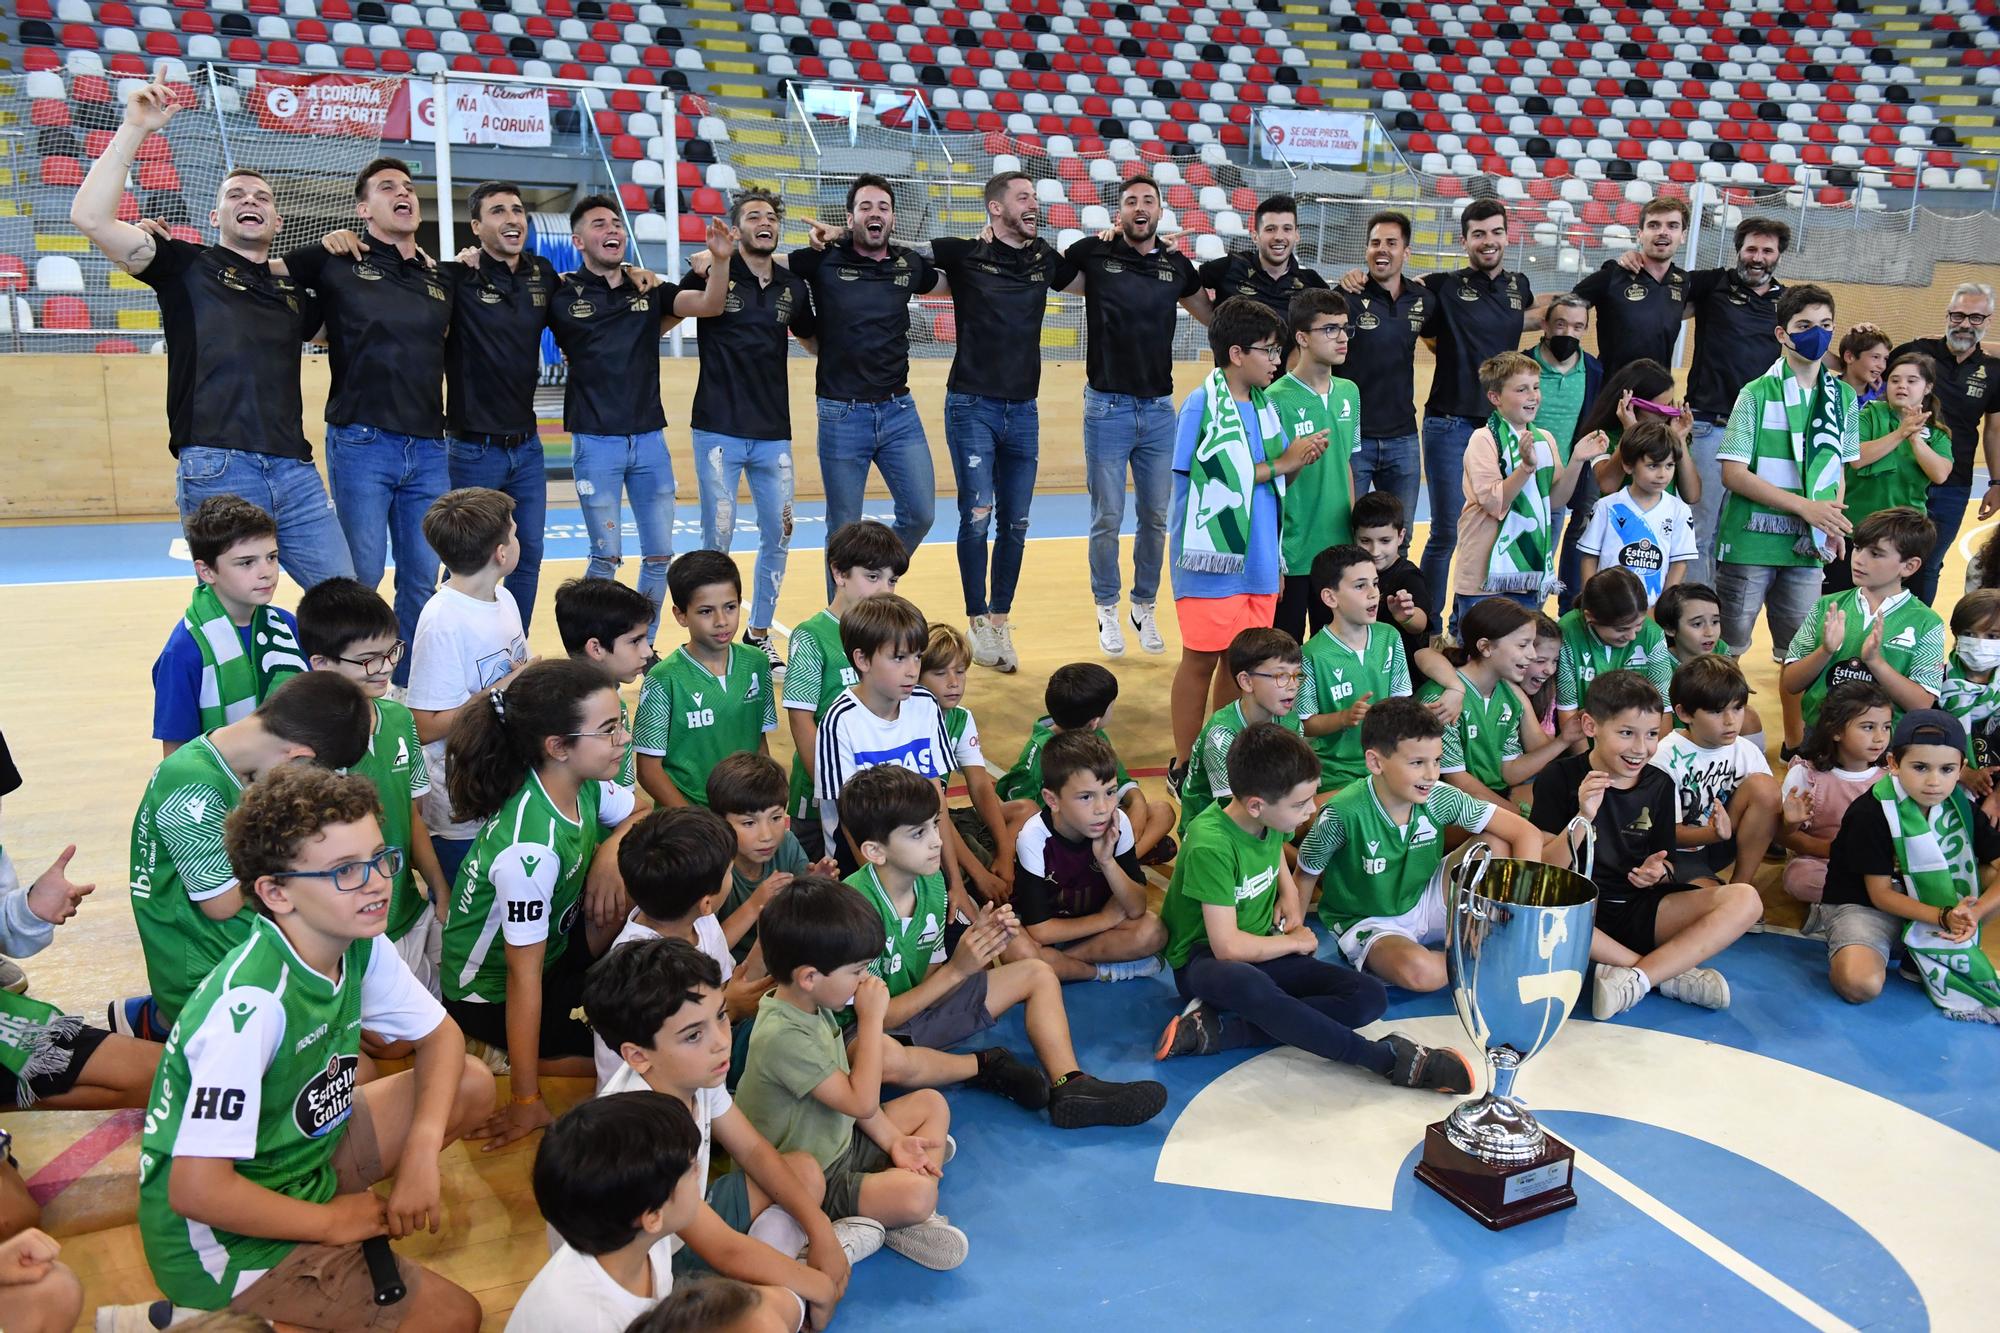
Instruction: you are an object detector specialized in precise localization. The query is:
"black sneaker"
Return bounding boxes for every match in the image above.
[746,630,785,682]
[1166,756,1187,798]
[1155,999,1221,1060]
[968,1047,1050,1109]
[1383,1033,1475,1093]
[1047,1071,1168,1129]
[1138,834,1178,867]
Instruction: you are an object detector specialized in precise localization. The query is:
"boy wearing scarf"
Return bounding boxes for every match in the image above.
[1165,298,1328,787]
[151,496,308,760]
[1715,284,1861,659]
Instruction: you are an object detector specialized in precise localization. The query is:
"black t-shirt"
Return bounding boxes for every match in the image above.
[1196,250,1328,324]
[1010,807,1145,925]
[931,234,1076,400]
[0,730,18,800]
[1573,260,1689,377]
[789,242,939,402]
[1379,556,1431,664]
[284,237,452,438]
[1343,276,1429,439]
[1066,235,1203,399]
[1821,788,2000,908]
[546,268,670,436]
[678,255,816,441]
[1685,268,1784,420]
[1420,266,1532,419]
[139,238,318,459]
[1530,751,1676,904]
[1890,337,2000,486]
[439,251,556,438]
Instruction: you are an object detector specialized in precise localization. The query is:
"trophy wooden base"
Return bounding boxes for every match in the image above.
[1413,1121,1578,1230]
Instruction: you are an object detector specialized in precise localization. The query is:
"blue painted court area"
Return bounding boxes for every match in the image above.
[845,931,1997,1331]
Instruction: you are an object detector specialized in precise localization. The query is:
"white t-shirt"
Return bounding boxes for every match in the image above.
[591,912,734,1088]
[1577,486,1697,604]
[813,686,955,840]
[599,1063,732,1255]
[1650,730,1771,827]
[405,583,530,841]
[505,1235,675,1333]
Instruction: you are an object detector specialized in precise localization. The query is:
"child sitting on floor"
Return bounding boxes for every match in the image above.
[1652,655,1782,887]
[997,663,1177,863]
[707,751,838,967]
[1781,681,1892,904]
[918,623,1027,900]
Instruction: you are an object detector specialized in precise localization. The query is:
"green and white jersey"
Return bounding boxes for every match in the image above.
[1714,366,1860,569]
[1422,672,1524,794]
[137,916,444,1310]
[1554,607,1673,711]
[995,718,1134,805]
[782,610,857,820]
[441,772,637,1004]
[128,734,252,1028]
[1265,371,1362,576]
[1181,701,1304,831]
[1297,622,1410,791]
[1785,587,1945,727]
[1300,777,1494,932]
[845,864,947,999]
[615,696,635,794]
[344,698,430,942]
[633,644,777,806]
[942,705,986,778]
[1161,803,1288,969]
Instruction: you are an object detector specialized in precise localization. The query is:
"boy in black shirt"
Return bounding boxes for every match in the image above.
[1350,491,1431,664]
[1533,671,1761,1022]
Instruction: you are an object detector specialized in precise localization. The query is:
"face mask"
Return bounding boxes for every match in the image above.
[1959,638,2000,673]
[1786,326,1834,362]
[1543,334,1580,361]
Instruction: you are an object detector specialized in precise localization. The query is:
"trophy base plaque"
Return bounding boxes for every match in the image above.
[1413,1122,1578,1230]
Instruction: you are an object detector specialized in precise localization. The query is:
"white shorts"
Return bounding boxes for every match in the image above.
[1334,872,1448,968]
[391,911,443,997]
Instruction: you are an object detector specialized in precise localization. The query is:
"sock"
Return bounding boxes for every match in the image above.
[1363,1039,1396,1077]
[1051,1069,1084,1089]
[1634,968,1654,993]
[748,1206,808,1256]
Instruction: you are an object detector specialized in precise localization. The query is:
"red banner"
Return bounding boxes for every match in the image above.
[251,73,395,138]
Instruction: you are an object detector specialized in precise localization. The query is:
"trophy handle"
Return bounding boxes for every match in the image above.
[1451,840,1495,921]
[1564,816,1596,882]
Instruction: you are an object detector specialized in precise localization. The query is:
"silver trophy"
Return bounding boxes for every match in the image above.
[1414,820,1598,1228]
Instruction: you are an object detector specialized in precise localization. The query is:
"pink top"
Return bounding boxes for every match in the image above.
[1781,758,1882,855]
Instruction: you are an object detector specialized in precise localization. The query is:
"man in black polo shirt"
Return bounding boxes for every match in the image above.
[1893,281,2000,604]
[1065,173,1214,658]
[1574,196,1691,378]
[1336,210,1429,546]
[283,158,453,684]
[1195,193,1328,327]
[69,76,354,589]
[549,195,730,634]
[790,174,947,568]
[682,189,817,663]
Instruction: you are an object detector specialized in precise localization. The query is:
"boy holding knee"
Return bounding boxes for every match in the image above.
[1652,655,1781,885]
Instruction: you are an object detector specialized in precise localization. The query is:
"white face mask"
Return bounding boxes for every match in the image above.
[1959,637,2000,673]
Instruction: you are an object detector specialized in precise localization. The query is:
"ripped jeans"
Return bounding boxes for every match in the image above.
[692,429,794,631]
[570,429,676,636]
[943,391,1039,618]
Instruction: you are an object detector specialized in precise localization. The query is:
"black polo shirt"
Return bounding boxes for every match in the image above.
[1419,266,1532,420]
[1342,275,1429,439]
[546,268,670,436]
[439,251,556,439]
[284,236,452,438]
[1572,260,1688,376]
[789,242,939,402]
[678,255,816,441]
[139,238,318,459]
[1890,336,2000,486]
[931,234,1076,400]
[1685,268,1784,421]
[1196,250,1328,324]
[1066,235,1202,399]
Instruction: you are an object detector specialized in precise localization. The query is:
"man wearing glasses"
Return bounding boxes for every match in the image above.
[1267,289,1361,641]
[1892,282,2000,603]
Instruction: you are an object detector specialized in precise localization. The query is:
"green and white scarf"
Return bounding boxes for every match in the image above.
[0,991,82,1105]
[186,582,298,733]
[1743,357,1848,561]
[1939,656,2000,766]
[1875,774,2000,1018]
[1482,412,1558,597]
[1178,368,1283,576]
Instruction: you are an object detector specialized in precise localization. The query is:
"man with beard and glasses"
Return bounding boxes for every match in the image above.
[70,75,355,591]
[1893,282,2000,604]
[1196,194,1329,331]
[1335,211,1429,545]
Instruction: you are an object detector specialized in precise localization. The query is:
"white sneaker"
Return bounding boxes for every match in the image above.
[942,1133,957,1165]
[1096,604,1127,657]
[992,619,1020,673]
[885,1211,969,1270]
[1657,966,1731,1011]
[1591,965,1648,1021]
[1129,601,1166,654]
[95,1302,204,1332]
[0,959,28,995]
[804,1216,885,1265]
[968,615,1004,669]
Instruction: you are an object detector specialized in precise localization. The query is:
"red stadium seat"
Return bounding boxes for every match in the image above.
[679,213,705,243]
[0,257,26,292]
[40,156,84,187]
[41,297,90,330]
[689,187,725,216]
[95,338,140,354]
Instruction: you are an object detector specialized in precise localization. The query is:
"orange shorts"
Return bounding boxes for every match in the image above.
[1173,593,1278,652]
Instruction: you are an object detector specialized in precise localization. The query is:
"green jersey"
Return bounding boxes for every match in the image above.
[633,644,777,806]
[941,705,986,778]
[344,698,430,942]
[1266,371,1361,575]
[1785,587,1946,728]
[845,864,948,999]
[1554,607,1673,711]
[1297,621,1410,791]
[1300,777,1494,932]
[996,717,1133,804]
[1423,671,1524,794]
[1847,403,1950,520]
[1161,803,1288,969]
[782,610,857,821]
[128,734,252,1027]
[1181,701,1304,831]
[138,916,444,1309]
[441,772,637,1004]
[1715,365,1860,569]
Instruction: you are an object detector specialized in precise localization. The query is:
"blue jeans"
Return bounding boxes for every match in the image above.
[1349,431,1423,548]
[1418,413,1480,621]
[1554,458,1602,614]
[1083,387,1175,607]
[325,423,447,686]
[693,429,793,631]
[446,434,546,633]
[1685,418,1727,588]
[816,394,935,582]
[571,429,677,635]
[174,445,354,592]
[1917,481,1971,606]
[943,392,1040,618]
[1450,590,1545,640]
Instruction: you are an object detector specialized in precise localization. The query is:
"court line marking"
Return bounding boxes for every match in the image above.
[27,1108,144,1206]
